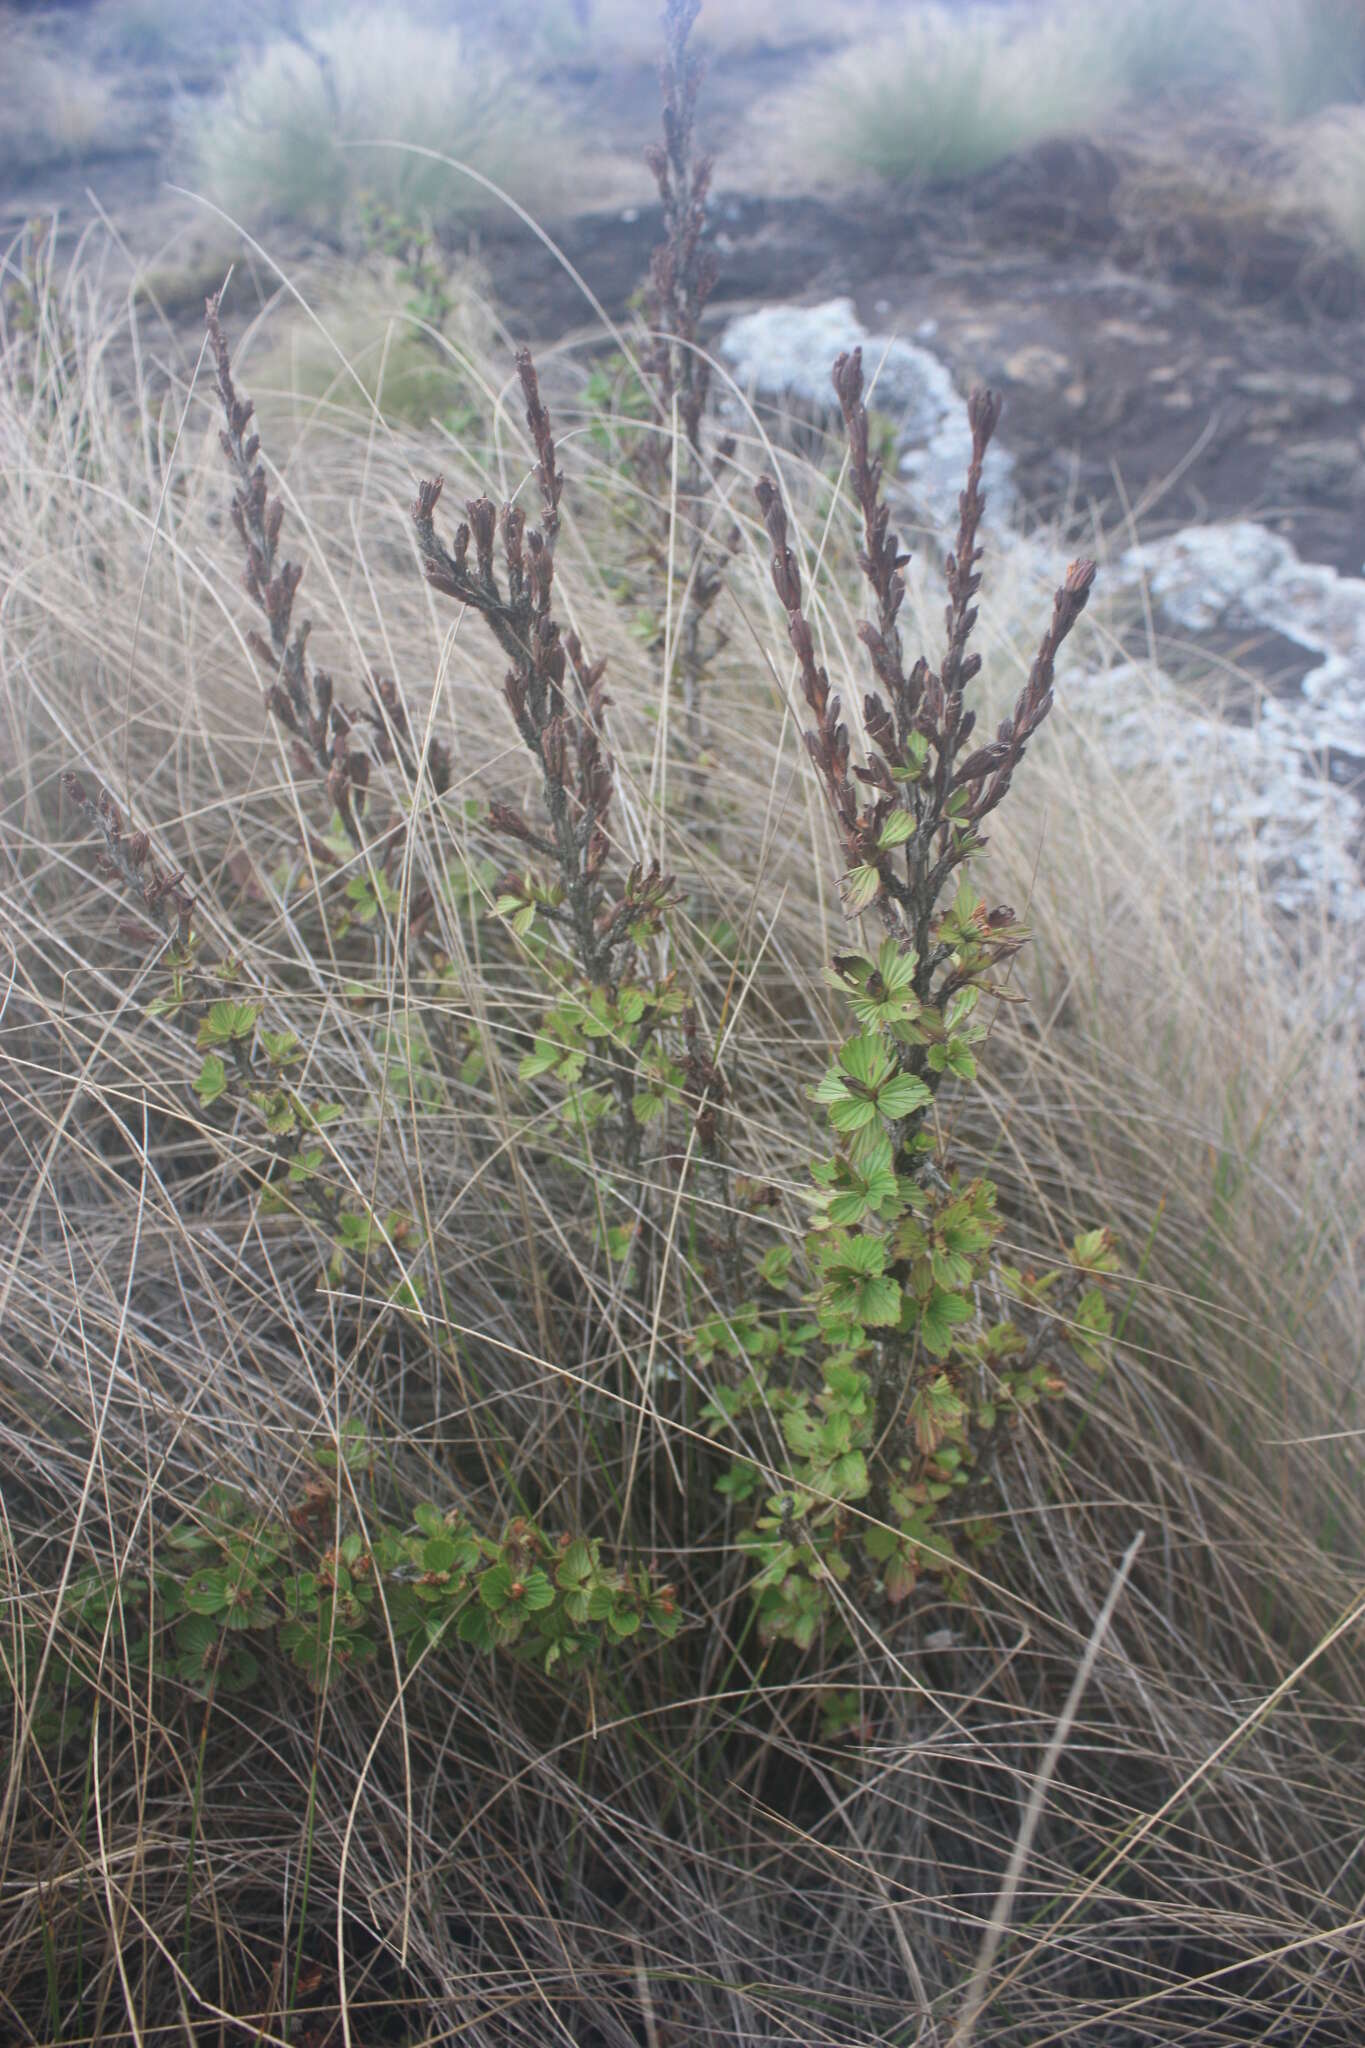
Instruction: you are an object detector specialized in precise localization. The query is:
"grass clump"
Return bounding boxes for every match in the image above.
[1064,0,1365,115]
[765,3,1106,187]
[1250,0,1365,120]
[188,8,585,238]
[1292,105,1365,261]
[772,0,1365,200]
[1065,0,1257,105]
[248,204,500,436]
[0,16,135,171]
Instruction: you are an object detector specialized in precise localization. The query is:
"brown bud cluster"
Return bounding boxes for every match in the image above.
[209,300,455,851]
[62,772,195,949]
[412,348,672,984]
[754,358,1096,965]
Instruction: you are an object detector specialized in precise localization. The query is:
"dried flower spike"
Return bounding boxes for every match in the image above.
[207,299,451,833]
[63,771,194,950]
[757,365,1095,979]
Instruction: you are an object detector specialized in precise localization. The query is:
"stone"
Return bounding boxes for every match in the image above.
[1100,319,1172,348]
[1003,345,1071,391]
[1233,370,1354,408]
[1075,661,1365,920]
[1233,370,1355,427]
[1120,520,1365,758]
[1267,440,1361,504]
[718,296,1016,527]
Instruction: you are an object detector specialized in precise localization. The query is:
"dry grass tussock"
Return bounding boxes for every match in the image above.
[1291,104,1365,263]
[0,14,138,173]
[186,10,599,240]
[1,225,1363,2045]
[765,0,1365,191]
[759,4,1105,187]
[1057,0,1365,120]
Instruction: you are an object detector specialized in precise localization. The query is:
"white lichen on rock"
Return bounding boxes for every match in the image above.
[1074,662,1365,921]
[719,296,1016,526]
[1122,521,1365,759]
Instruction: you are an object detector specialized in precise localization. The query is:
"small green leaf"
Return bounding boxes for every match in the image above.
[932,1248,973,1293]
[557,1539,593,1588]
[759,1244,793,1288]
[479,1563,513,1611]
[876,1074,932,1120]
[197,1001,259,1049]
[182,1570,230,1616]
[831,1450,870,1498]
[842,864,882,914]
[859,1276,903,1327]
[262,1091,296,1135]
[194,1055,227,1105]
[943,987,979,1032]
[422,1536,459,1574]
[648,1597,681,1639]
[457,1602,495,1648]
[877,940,916,990]
[715,1462,758,1501]
[838,1036,890,1088]
[1073,1227,1119,1273]
[828,1094,877,1133]
[920,1290,974,1357]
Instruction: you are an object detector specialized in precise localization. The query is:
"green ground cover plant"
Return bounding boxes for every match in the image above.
[2,6,1364,2041]
[243,196,495,437]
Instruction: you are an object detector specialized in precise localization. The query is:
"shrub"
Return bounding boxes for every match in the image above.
[4,25,1365,2042]
[702,368,1110,1647]
[5,209,1364,2039]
